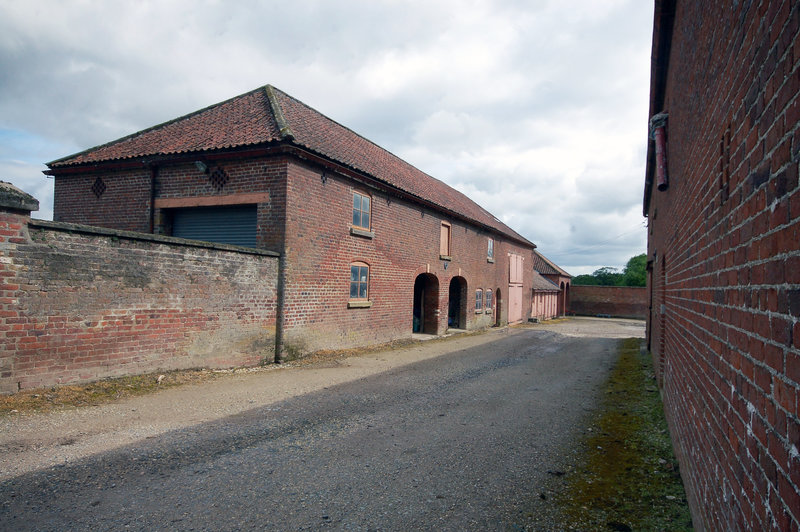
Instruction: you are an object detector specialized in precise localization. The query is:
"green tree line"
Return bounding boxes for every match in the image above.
[572,254,646,287]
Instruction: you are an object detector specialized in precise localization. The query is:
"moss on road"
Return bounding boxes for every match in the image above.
[557,338,693,531]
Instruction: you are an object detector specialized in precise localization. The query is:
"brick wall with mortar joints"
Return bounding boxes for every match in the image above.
[48,147,536,356]
[54,168,152,231]
[569,286,648,319]
[647,2,800,530]
[280,159,533,354]
[0,214,278,394]
[54,157,290,254]
[152,157,288,253]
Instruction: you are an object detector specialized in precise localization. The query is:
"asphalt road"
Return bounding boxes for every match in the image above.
[1,328,622,531]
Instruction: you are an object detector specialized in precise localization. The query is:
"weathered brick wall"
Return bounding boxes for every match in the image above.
[54,168,152,231]
[646,1,800,529]
[54,157,289,254]
[570,286,647,319]
[50,150,535,358]
[281,159,533,354]
[153,157,288,253]
[0,211,278,394]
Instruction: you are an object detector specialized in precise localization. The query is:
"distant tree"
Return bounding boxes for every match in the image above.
[622,253,647,287]
[572,274,599,286]
[592,266,624,286]
[571,254,647,287]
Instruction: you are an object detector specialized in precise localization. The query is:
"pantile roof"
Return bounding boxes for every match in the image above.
[532,250,572,277]
[48,85,533,247]
[532,271,560,291]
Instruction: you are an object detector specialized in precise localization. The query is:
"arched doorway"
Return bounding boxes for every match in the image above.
[559,281,566,316]
[495,287,502,326]
[565,282,570,315]
[447,276,467,329]
[413,273,439,334]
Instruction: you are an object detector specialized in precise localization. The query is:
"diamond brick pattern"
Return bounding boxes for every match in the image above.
[209,167,229,191]
[91,177,106,198]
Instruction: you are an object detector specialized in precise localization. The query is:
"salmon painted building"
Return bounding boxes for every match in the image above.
[532,250,571,317]
[530,270,560,321]
[46,85,537,360]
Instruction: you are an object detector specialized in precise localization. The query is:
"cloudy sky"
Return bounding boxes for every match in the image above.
[1,0,653,275]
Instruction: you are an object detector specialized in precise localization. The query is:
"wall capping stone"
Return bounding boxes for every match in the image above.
[0,181,39,213]
[28,219,280,257]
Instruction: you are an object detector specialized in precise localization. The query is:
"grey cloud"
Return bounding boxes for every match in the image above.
[0,0,654,274]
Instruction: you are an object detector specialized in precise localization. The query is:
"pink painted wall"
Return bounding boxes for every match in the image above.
[531,292,558,320]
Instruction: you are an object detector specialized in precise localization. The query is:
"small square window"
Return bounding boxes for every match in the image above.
[353,192,371,230]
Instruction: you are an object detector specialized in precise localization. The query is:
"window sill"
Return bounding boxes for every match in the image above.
[439,254,452,261]
[485,309,493,314]
[474,309,484,314]
[350,227,374,239]
[487,257,495,263]
[347,300,373,309]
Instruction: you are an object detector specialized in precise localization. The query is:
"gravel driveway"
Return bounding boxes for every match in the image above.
[0,317,645,530]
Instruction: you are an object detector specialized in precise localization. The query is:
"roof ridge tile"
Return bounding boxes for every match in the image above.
[264,85,294,140]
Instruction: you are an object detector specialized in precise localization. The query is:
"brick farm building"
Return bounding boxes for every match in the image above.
[644,1,800,530]
[44,85,537,363]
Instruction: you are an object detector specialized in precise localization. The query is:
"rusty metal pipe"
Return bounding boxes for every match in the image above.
[650,112,669,191]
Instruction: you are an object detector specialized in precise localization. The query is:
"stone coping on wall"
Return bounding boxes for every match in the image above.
[0,181,39,212]
[27,219,280,257]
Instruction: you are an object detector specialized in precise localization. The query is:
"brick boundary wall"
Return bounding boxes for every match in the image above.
[0,184,279,394]
[570,286,647,320]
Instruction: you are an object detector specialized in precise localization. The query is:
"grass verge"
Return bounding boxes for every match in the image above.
[557,338,693,531]
[0,369,229,415]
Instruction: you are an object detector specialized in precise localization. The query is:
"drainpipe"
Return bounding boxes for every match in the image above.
[148,164,159,233]
[649,112,669,191]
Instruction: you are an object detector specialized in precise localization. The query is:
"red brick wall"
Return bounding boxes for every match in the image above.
[55,157,290,253]
[154,158,289,253]
[570,286,647,319]
[0,213,278,394]
[646,2,800,529]
[281,159,534,354]
[54,168,152,231]
[50,152,535,358]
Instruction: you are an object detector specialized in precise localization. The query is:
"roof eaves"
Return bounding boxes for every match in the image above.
[266,86,534,248]
[644,0,676,217]
[283,143,535,248]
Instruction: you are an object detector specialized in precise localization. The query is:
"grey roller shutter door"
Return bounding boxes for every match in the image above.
[172,205,257,248]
